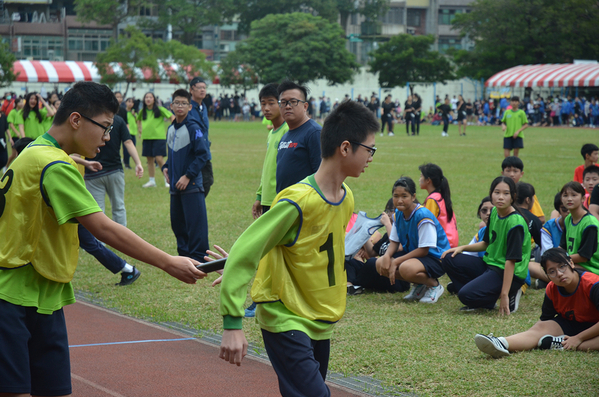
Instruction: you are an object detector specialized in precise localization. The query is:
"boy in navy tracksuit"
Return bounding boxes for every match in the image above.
[162,89,210,262]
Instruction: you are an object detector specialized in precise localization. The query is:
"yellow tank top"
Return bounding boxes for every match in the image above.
[251,180,354,323]
[0,144,79,282]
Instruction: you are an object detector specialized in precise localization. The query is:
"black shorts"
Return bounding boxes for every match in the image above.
[550,316,596,336]
[503,137,524,150]
[394,251,445,280]
[0,299,72,395]
[142,139,167,157]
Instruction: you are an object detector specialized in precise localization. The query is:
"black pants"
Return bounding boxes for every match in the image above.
[122,135,136,167]
[442,116,449,133]
[202,160,214,197]
[442,253,524,309]
[346,257,410,293]
[262,329,331,397]
[413,113,420,134]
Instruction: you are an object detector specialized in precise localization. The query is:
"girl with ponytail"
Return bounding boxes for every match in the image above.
[419,163,459,247]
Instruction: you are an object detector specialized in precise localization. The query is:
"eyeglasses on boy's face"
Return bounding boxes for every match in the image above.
[350,141,377,157]
[80,114,113,136]
[278,99,306,108]
[172,101,190,107]
[547,263,570,278]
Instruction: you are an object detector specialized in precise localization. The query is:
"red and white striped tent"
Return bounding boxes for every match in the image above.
[486,63,599,88]
[12,60,195,84]
[13,60,101,83]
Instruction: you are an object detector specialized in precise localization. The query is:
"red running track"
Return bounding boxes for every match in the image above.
[66,302,370,397]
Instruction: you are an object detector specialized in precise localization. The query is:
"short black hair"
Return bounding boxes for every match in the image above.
[172,89,191,103]
[393,176,418,197]
[583,164,599,179]
[320,100,379,159]
[190,77,206,88]
[277,80,309,101]
[560,181,585,197]
[54,82,119,126]
[581,143,599,160]
[553,191,564,212]
[259,83,279,101]
[501,156,524,171]
[476,196,492,219]
[540,247,572,273]
[510,96,520,102]
[13,137,34,155]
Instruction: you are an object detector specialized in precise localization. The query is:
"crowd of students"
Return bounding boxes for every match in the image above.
[346,151,599,358]
[1,81,598,397]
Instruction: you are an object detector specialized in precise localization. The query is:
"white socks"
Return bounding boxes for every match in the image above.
[122,263,134,273]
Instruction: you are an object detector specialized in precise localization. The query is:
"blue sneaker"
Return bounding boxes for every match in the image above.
[244,302,257,318]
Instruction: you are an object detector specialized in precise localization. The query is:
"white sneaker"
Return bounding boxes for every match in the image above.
[403,284,427,301]
[475,333,510,358]
[442,132,448,137]
[388,132,395,137]
[419,284,444,303]
[142,180,157,188]
[508,288,522,313]
[380,133,384,136]
[165,181,170,188]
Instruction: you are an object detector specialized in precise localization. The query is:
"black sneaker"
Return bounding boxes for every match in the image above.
[533,279,548,290]
[508,288,522,313]
[537,335,565,350]
[347,285,364,295]
[447,282,458,295]
[116,266,141,286]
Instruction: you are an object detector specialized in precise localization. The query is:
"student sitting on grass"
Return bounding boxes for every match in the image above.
[345,198,410,294]
[376,177,450,304]
[559,181,599,275]
[582,165,599,209]
[462,196,493,259]
[474,247,599,358]
[531,192,569,289]
[418,163,459,248]
[573,143,599,185]
[441,176,531,314]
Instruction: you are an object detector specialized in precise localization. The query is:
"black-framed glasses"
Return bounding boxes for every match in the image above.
[172,101,190,107]
[80,114,113,136]
[278,99,306,108]
[350,141,377,157]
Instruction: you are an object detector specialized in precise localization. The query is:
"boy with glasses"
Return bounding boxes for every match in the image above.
[218,100,380,396]
[162,89,210,263]
[189,77,214,196]
[0,82,205,397]
[276,80,322,193]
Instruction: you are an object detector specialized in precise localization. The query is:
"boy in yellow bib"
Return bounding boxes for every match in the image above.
[0,82,206,397]
[218,100,380,396]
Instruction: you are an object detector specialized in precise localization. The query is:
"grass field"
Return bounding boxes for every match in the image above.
[73,120,599,396]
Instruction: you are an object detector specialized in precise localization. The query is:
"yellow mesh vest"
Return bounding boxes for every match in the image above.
[0,144,79,283]
[251,181,354,323]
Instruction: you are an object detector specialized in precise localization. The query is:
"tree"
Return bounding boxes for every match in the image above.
[234,0,389,34]
[141,0,234,45]
[218,51,259,96]
[451,0,599,80]
[227,13,360,85]
[156,39,215,84]
[0,42,17,88]
[96,26,214,95]
[369,34,455,93]
[74,0,147,40]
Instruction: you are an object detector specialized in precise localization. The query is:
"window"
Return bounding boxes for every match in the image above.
[380,7,403,25]
[351,13,358,25]
[438,37,461,53]
[406,9,420,27]
[220,30,236,41]
[439,9,462,25]
[68,39,82,51]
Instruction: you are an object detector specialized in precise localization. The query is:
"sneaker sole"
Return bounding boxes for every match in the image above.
[474,335,509,358]
[420,285,444,303]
